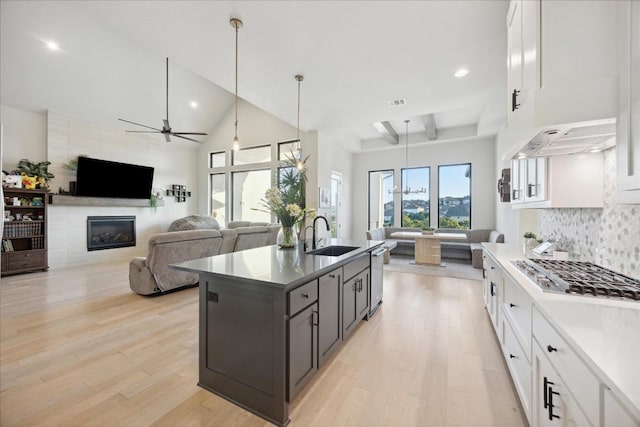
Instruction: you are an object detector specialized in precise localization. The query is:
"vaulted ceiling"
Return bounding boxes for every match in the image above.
[1,0,508,152]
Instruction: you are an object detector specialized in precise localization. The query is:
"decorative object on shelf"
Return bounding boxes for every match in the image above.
[118,59,207,143]
[389,120,426,195]
[64,154,88,195]
[3,159,53,189]
[166,185,190,202]
[230,17,243,152]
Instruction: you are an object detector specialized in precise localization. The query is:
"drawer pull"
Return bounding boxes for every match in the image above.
[328,274,336,278]
[490,282,496,296]
[509,354,516,359]
[301,293,309,298]
[547,345,558,353]
[509,303,517,308]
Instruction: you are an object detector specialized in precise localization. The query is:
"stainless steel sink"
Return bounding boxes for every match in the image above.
[307,245,359,256]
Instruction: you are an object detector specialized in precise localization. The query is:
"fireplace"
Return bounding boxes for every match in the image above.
[87,216,136,251]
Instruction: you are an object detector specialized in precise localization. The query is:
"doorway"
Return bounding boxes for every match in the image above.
[330,172,342,238]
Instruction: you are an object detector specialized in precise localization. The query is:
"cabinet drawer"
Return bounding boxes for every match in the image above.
[343,253,369,281]
[7,250,46,269]
[532,306,599,422]
[289,280,318,316]
[502,274,533,360]
[502,319,531,421]
[1,252,8,272]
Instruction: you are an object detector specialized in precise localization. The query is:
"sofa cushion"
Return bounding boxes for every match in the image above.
[466,229,491,243]
[228,221,269,229]
[234,226,270,251]
[146,230,223,292]
[168,215,220,232]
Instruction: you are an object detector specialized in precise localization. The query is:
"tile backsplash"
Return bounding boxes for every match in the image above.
[538,148,639,278]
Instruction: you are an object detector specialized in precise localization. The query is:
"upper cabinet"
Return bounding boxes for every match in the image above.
[511,154,603,209]
[616,1,640,204]
[505,0,618,147]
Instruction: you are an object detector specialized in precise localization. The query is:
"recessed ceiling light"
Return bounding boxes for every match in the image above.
[516,152,526,159]
[454,68,469,78]
[190,101,198,109]
[45,40,59,51]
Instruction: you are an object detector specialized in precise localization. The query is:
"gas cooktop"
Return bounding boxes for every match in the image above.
[512,259,640,301]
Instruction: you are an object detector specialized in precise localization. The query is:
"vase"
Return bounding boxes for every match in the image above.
[277,226,298,248]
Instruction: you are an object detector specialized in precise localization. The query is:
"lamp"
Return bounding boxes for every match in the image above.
[389,119,427,195]
[230,18,243,151]
[295,74,304,170]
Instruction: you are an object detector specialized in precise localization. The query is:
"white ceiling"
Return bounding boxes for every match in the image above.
[0,0,508,152]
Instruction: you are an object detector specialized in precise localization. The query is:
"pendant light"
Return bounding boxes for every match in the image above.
[389,119,427,194]
[230,18,243,151]
[295,74,304,170]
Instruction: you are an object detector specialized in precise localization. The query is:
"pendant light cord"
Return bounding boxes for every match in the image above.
[234,20,239,139]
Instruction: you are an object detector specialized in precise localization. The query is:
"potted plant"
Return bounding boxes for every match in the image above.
[422,227,435,235]
[523,232,539,255]
[14,159,54,189]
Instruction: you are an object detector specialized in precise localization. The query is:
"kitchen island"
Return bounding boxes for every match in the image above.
[171,238,384,426]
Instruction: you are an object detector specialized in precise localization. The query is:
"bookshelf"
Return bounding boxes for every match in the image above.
[2,187,49,276]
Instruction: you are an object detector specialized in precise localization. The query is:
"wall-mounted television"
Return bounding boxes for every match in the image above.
[75,157,154,199]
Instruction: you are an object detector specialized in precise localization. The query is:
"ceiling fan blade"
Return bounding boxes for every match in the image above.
[164,133,171,143]
[172,134,202,143]
[163,119,171,132]
[118,118,162,132]
[125,130,162,134]
[172,132,208,136]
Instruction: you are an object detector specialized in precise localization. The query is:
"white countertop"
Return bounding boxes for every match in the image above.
[482,243,640,418]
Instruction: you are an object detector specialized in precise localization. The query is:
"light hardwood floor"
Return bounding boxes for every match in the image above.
[0,262,526,426]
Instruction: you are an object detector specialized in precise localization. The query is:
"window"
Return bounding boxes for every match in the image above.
[278,142,298,161]
[368,170,394,228]
[401,167,430,228]
[232,145,271,166]
[232,169,271,222]
[209,151,225,168]
[438,163,471,229]
[209,173,226,225]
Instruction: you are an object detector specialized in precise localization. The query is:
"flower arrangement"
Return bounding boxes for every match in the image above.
[254,151,315,246]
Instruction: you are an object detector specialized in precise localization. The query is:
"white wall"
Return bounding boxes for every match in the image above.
[0,105,46,168]
[351,136,497,239]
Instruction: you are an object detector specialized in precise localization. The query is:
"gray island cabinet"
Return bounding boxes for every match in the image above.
[171,239,384,426]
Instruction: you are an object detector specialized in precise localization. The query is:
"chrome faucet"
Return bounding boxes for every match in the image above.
[312,216,330,250]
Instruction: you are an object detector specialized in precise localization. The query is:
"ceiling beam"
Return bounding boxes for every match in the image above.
[421,114,437,140]
[372,121,399,145]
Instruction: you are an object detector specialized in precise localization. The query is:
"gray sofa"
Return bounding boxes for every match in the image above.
[366,227,504,269]
[129,215,281,295]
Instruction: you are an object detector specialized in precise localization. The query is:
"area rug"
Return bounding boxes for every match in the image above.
[384,255,483,281]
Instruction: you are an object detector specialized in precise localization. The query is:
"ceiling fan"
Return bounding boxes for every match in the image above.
[119,58,207,143]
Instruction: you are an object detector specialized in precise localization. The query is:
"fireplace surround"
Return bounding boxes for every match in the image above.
[87,216,136,251]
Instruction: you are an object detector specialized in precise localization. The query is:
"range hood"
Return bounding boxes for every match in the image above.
[514,119,616,159]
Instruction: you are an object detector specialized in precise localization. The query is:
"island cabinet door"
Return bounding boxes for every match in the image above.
[355,270,369,320]
[318,269,342,368]
[342,275,357,338]
[288,303,318,402]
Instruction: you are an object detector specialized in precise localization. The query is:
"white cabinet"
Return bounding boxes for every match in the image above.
[603,387,640,427]
[482,252,502,335]
[616,0,640,204]
[532,342,592,427]
[504,0,617,157]
[532,306,599,423]
[511,154,603,209]
[510,157,547,204]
